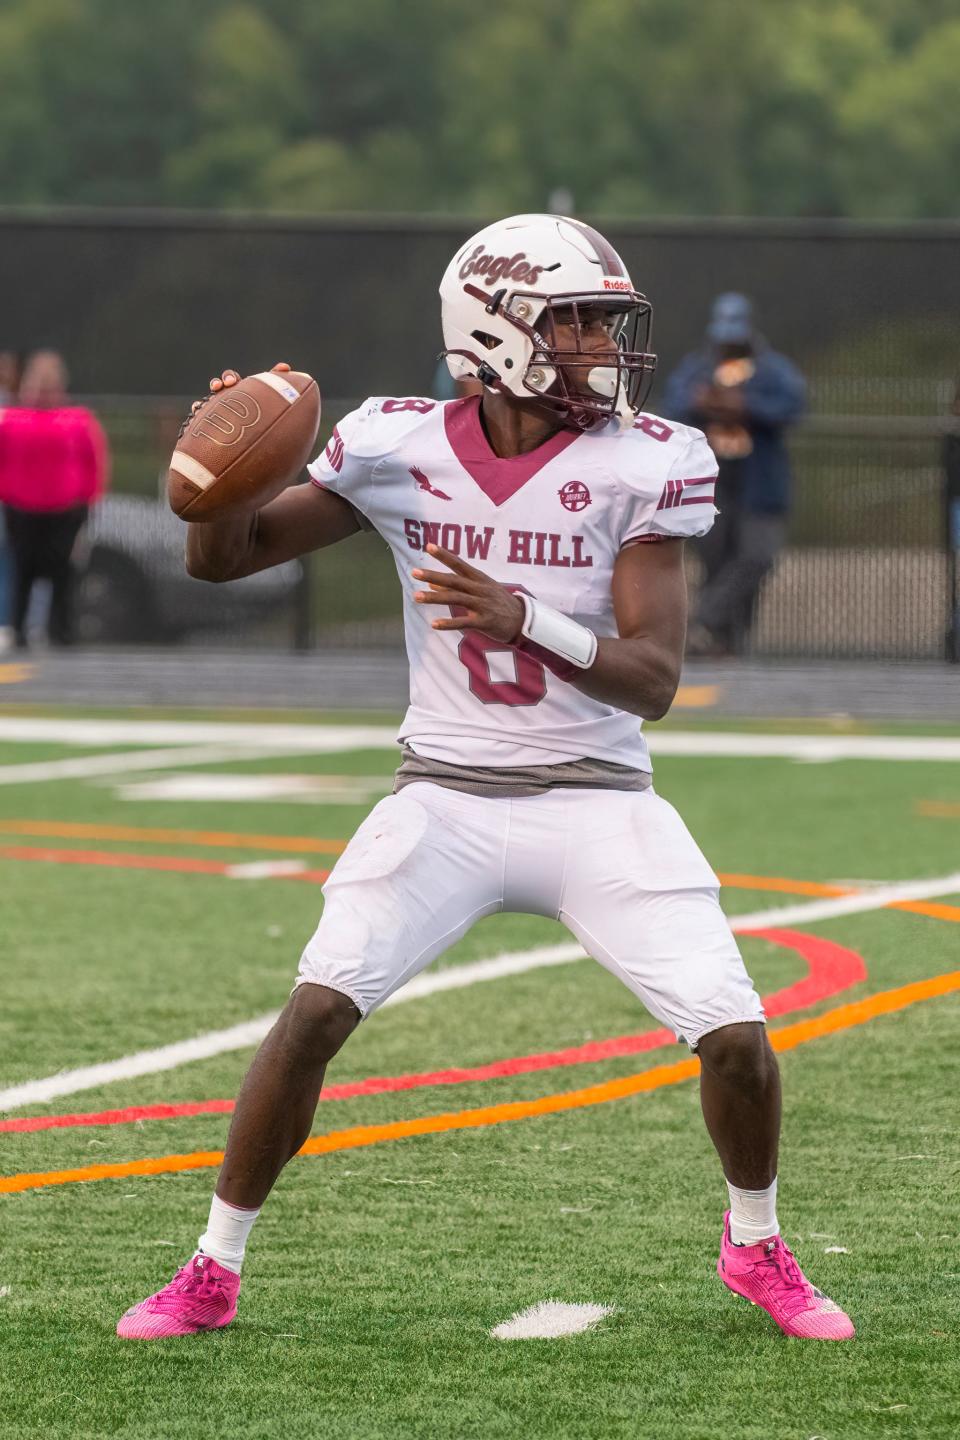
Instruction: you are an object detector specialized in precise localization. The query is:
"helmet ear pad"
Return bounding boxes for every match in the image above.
[441,285,543,398]
[503,295,557,399]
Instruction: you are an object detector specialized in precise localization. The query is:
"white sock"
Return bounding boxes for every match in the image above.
[726,1177,779,1245]
[197,1193,262,1274]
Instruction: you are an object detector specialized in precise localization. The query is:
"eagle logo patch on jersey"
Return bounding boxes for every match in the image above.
[410,466,451,501]
[559,480,592,513]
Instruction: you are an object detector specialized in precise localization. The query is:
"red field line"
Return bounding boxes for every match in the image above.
[4,968,959,1195]
[0,835,853,904]
[0,929,864,1134]
[0,845,234,875]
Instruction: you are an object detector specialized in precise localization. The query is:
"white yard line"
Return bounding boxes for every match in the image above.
[0,943,585,1111]
[3,870,959,1113]
[649,733,960,762]
[0,718,398,749]
[728,873,960,930]
[0,744,303,786]
[0,718,957,763]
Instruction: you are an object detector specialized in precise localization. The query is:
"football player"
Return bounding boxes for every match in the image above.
[118,215,853,1342]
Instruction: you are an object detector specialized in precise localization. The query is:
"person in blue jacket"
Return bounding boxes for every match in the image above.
[663,294,806,655]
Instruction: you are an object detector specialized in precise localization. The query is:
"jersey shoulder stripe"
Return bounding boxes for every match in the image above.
[607,417,718,545]
[656,475,716,511]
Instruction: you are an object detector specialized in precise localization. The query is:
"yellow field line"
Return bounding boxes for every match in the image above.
[671,685,718,709]
[4,968,959,1197]
[0,820,346,856]
[0,664,33,684]
[916,801,960,819]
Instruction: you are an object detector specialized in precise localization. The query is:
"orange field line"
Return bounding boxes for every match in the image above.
[5,967,960,1197]
[0,820,346,855]
[717,873,853,898]
[886,899,960,923]
[916,801,960,819]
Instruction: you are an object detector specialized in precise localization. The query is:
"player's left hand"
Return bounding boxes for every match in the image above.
[412,543,525,643]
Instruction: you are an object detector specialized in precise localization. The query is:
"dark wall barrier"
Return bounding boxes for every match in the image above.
[2,207,959,401]
[2,209,957,659]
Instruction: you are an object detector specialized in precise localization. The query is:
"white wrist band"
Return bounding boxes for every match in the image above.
[519,594,598,670]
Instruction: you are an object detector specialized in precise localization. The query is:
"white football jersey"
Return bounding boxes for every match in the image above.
[308,396,717,770]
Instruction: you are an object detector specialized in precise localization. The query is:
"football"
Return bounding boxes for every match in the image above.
[168,369,321,521]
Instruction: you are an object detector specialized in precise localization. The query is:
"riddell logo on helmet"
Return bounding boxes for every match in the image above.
[602,277,633,292]
[458,246,545,287]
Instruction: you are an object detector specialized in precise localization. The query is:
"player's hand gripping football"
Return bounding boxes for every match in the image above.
[185,361,291,420]
[413,543,525,643]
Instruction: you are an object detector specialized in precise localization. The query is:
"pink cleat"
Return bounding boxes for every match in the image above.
[717,1212,855,1340]
[116,1254,240,1340]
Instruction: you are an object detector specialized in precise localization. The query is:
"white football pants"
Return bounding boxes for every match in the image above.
[297,782,763,1048]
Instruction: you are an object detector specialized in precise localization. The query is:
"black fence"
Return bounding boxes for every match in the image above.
[2,208,958,660]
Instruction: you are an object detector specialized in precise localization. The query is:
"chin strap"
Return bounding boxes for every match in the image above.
[513,594,598,681]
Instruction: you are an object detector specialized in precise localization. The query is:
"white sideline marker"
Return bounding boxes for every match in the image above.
[491,1299,615,1340]
[225,859,310,880]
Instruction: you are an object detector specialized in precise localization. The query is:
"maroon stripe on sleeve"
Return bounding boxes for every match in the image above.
[324,426,345,473]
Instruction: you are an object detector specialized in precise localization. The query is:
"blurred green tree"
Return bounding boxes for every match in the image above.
[0,0,956,218]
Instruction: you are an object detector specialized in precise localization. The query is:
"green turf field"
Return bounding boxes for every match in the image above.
[2,713,960,1439]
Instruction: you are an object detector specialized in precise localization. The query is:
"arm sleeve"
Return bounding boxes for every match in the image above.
[742,354,806,427]
[620,431,719,546]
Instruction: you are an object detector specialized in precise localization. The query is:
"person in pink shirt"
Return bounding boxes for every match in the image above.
[0,350,109,648]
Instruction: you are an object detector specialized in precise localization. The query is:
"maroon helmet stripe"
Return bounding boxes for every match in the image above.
[564,218,626,277]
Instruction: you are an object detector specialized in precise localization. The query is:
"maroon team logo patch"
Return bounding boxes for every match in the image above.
[411,466,451,501]
[559,480,592,512]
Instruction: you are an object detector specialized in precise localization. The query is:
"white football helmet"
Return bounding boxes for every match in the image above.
[439,213,656,430]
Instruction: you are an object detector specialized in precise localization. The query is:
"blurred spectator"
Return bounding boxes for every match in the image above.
[944,381,960,660]
[0,351,22,652]
[663,294,806,656]
[0,351,20,405]
[0,350,109,649]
